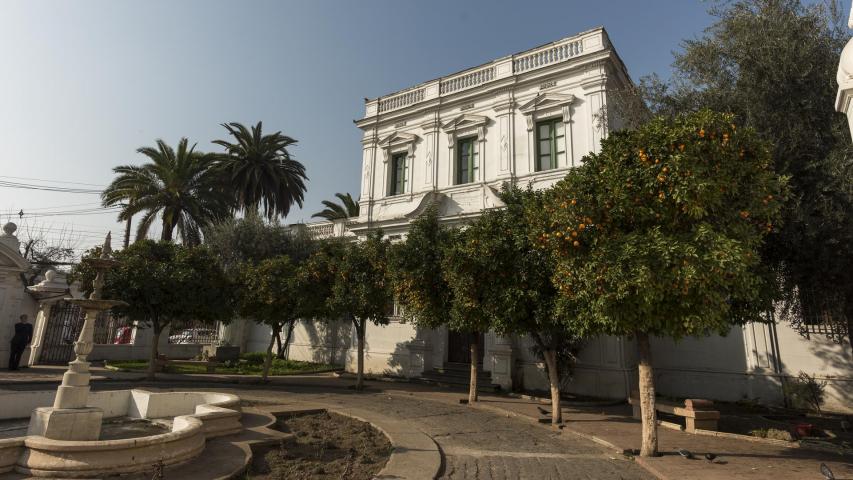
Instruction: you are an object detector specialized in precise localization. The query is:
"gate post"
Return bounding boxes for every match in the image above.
[28,303,53,366]
[26,269,71,366]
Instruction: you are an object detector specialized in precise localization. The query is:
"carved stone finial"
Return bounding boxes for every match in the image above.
[2,222,16,236]
[101,232,112,258]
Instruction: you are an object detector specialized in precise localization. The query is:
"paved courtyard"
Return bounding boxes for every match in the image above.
[1,368,850,480]
[161,382,651,479]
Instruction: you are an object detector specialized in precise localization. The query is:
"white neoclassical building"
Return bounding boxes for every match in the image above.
[234,27,853,412]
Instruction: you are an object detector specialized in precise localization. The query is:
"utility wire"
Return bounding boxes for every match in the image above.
[0,180,101,194]
[0,175,106,187]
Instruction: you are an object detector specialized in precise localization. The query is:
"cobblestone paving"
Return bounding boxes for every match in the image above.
[7,378,650,479]
[238,389,652,480]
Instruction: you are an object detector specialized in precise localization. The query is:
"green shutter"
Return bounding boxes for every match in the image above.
[535,118,566,171]
[456,137,477,184]
[391,152,407,195]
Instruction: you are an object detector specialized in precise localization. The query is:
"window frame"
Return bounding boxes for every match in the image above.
[535,117,565,172]
[389,151,408,196]
[455,136,479,185]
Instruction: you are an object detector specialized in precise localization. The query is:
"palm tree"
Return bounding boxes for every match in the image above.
[312,192,360,221]
[212,121,308,220]
[102,138,232,245]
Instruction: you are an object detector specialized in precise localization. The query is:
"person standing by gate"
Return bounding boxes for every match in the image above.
[8,314,33,370]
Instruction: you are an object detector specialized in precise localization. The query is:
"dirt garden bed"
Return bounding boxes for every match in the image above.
[247,410,392,479]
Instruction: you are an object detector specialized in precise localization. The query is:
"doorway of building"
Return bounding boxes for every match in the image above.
[446,331,484,364]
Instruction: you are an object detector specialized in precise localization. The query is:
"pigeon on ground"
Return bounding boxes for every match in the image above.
[820,462,835,480]
[677,449,694,459]
[537,406,550,416]
[704,453,716,462]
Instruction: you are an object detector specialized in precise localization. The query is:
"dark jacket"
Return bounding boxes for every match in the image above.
[11,322,33,346]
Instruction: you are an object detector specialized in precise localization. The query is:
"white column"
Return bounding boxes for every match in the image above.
[27,302,53,366]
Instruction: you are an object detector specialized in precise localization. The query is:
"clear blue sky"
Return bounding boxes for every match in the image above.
[0,0,827,255]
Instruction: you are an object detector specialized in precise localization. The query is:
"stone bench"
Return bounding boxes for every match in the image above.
[628,390,720,433]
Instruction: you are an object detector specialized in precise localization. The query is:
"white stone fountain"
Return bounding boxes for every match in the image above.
[0,234,244,478]
[27,233,127,441]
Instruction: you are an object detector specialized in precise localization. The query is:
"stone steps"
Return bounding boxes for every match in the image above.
[417,363,501,392]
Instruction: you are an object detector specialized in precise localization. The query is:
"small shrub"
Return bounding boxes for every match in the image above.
[240,352,267,365]
[750,428,794,442]
[784,372,827,414]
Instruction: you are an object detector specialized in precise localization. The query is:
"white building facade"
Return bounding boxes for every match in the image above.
[246,27,852,413]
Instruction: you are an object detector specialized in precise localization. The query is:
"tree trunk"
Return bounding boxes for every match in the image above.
[147,327,162,381]
[636,331,658,457]
[543,349,563,425]
[262,324,280,382]
[277,321,295,360]
[160,219,173,242]
[355,322,365,391]
[468,339,479,403]
[124,215,132,248]
[274,331,283,359]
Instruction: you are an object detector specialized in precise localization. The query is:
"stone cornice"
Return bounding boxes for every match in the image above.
[356,27,622,124]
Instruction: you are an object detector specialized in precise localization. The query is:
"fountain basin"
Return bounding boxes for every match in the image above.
[0,389,241,477]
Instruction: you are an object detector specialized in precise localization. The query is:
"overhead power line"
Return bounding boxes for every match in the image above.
[0,175,106,188]
[0,180,101,194]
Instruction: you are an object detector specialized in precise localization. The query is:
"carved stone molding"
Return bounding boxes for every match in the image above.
[519,92,576,128]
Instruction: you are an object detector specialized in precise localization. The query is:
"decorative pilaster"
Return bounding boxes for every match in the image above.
[581,72,608,154]
[406,339,432,377]
[421,115,441,190]
[489,334,515,390]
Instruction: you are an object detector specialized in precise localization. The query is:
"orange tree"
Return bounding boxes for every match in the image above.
[539,110,785,456]
[303,232,392,390]
[440,222,495,403]
[476,185,582,423]
[389,205,455,341]
[86,240,233,381]
[390,207,493,403]
[237,256,317,381]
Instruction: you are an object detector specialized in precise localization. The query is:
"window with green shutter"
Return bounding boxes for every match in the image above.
[390,152,408,195]
[456,136,478,184]
[535,118,566,171]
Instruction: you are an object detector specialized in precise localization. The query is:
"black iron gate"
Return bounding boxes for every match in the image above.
[39,301,85,365]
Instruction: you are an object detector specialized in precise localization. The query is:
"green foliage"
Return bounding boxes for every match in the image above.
[325,232,393,328]
[101,138,232,245]
[784,371,827,414]
[477,187,565,339]
[212,121,308,220]
[749,428,794,441]
[312,192,360,220]
[622,0,853,339]
[302,233,392,389]
[105,357,338,376]
[541,110,785,338]
[389,206,455,330]
[100,240,234,334]
[237,256,307,328]
[441,225,492,335]
[203,214,313,274]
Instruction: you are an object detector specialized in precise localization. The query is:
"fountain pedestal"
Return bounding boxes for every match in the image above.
[26,235,126,441]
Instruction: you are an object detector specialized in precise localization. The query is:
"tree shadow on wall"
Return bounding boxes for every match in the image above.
[302,319,353,367]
